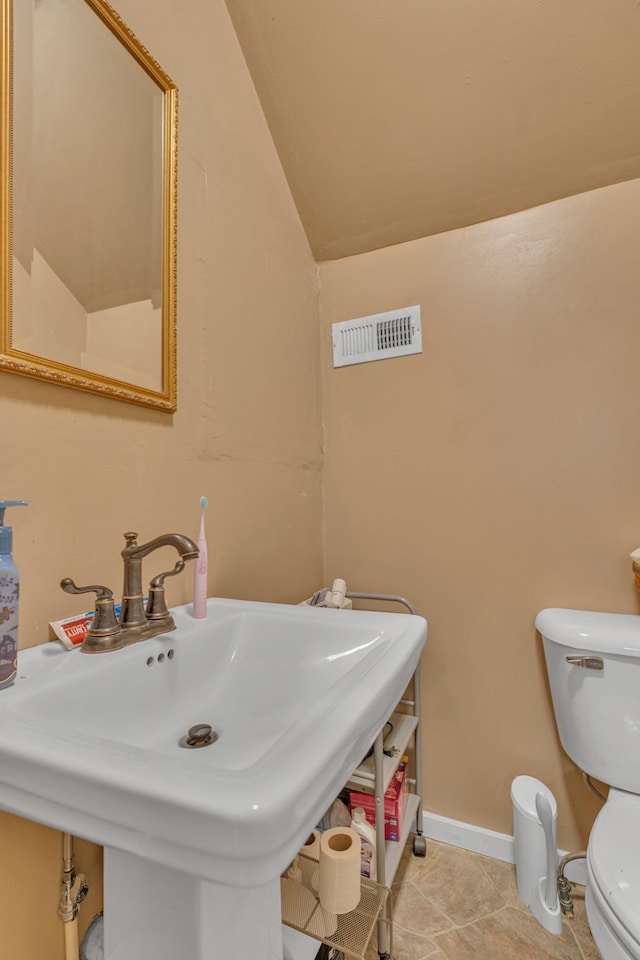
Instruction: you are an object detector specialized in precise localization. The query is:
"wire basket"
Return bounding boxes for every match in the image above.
[281,853,393,960]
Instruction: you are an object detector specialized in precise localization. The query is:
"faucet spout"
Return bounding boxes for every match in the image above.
[120,532,199,637]
[121,532,199,565]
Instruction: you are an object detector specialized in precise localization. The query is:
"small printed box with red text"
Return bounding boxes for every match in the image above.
[349,756,407,842]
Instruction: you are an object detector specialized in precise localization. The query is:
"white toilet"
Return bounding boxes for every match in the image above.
[536,608,640,960]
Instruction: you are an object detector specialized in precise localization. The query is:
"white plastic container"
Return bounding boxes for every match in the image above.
[511,775,562,934]
[350,807,377,881]
[0,500,28,690]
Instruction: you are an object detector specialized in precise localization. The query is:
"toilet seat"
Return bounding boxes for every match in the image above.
[588,791,640,958]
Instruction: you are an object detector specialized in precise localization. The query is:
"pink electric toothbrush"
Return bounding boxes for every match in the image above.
[192,496,208,618]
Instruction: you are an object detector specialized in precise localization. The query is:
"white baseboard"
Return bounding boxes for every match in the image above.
[420,809,588,885]
[421,810,515,862]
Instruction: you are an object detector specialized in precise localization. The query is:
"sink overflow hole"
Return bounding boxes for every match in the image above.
[146,649,175,667]
[179,724,218,749]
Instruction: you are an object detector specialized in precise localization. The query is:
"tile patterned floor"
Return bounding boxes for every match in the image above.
[370,839,600,960]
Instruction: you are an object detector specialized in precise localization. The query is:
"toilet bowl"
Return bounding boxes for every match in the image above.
[587,790,640,959]
[536,608,640,960]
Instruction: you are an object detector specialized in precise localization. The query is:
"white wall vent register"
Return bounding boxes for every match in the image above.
[332,305,422,368]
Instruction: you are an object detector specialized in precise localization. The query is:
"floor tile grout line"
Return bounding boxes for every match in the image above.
[430,902,512,938]
[391,882,519,948]
[393,839,596,960]
[429,904,589,960]
[474,849,593,960]
[473,850,532,916]
[565,919,589,960]
[469,845,593,943]
[420,873,509,931]
[399,853,513,934]
[391,885,454,939]
[388,918,440,956]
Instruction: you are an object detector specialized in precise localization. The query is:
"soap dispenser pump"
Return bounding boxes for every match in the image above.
[0,500,29,690]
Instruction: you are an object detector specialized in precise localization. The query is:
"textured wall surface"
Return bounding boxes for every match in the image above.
[320,178,640,853]
[0,0,322,954]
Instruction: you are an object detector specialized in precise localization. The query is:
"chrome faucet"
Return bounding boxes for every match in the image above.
[60,530,199,653]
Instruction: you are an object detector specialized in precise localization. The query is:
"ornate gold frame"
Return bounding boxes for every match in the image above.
[0,0,178,412]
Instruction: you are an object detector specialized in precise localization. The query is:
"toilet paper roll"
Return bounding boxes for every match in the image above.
[301,829,321,859]
[318,827,361,915]
[299,829,321,891]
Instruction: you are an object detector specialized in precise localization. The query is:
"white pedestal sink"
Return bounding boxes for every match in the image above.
[105,849,284,960]
[0,598,427,960]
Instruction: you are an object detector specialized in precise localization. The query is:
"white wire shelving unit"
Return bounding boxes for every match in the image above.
[282,592,425,960]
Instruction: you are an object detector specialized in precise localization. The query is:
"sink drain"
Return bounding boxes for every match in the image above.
[179,723,218,749]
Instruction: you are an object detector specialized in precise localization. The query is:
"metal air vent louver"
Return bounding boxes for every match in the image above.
[332,305,422,368]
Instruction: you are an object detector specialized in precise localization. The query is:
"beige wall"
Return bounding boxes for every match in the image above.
[0,0,322,956]
[5,2,640,953]
[319,177,640,853]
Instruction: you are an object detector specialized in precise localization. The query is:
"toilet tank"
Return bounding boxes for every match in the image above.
[536,608,640,794]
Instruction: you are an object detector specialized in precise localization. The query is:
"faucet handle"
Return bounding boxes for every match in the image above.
[146,560,185,621]
[60,578,113,600]
[59,579,123,650]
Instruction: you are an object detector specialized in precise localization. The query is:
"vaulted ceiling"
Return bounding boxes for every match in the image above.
[224,0,640,260]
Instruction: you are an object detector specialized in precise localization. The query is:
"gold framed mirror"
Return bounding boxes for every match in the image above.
[1,0,177,411]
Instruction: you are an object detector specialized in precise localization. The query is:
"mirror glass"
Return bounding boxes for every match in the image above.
[1,0,177,411]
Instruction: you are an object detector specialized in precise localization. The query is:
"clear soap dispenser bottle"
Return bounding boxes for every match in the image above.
[0,500,29,690]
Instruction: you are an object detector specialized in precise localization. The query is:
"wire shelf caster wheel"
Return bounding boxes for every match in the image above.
[412,834,427,857]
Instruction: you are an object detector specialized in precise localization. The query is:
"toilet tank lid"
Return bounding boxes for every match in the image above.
[535,608,640,658]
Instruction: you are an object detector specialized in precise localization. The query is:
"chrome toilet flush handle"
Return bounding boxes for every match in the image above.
[565,655,604,670]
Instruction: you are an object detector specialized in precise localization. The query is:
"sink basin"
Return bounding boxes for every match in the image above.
[0,598,426,886]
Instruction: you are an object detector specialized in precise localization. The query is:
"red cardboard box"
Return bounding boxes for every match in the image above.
[349,757,407,842]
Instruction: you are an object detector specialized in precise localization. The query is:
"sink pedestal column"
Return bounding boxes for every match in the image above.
[104,848,284,960]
